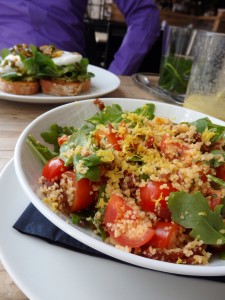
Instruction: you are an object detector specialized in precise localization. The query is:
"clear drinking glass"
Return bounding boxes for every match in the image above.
[184,31,225,121]
[158,26,193,98]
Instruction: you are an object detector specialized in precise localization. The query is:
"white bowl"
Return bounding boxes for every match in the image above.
[14,98,225,276]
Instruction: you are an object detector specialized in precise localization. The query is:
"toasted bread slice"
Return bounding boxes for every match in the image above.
[0,78,40,95]
[40,79,91,96]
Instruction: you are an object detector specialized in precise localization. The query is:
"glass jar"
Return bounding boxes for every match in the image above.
[184,31,225,121]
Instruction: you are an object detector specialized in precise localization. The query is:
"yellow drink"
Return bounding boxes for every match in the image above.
[184,94,225,121]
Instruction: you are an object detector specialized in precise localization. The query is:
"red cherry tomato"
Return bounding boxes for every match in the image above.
[104,194,155,248]
[216,164,225,181]
[140,181,177,220]
[205,188,223,211]
[57,135,69,146]
[149,221,179,249]
[62,171,95,212]
[200,172,208,183]
[160,134,188,160]
[94,124,122,151]
[107,124,122,151]
[145,136,154,148]
[42,157,69,182]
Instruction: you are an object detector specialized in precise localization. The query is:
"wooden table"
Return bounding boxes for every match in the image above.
[0,76,161,299]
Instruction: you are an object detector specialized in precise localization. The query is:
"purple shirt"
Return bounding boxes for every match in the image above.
[0,0,160,75]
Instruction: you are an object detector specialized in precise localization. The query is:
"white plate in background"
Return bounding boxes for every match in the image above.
[0,65,120,104]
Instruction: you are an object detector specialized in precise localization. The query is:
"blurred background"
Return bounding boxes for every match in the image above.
[85,0,225,74]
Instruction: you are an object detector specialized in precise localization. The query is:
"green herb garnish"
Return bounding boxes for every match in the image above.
[168,191,225,245]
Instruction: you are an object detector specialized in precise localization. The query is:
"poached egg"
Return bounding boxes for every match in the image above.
[0,54,24,74]
[52,51,82,66]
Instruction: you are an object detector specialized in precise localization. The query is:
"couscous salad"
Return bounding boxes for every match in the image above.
[27,99,225,265]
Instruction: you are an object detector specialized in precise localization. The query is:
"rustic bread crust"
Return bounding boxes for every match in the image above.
[40,79,91,96]
[0,78,40,95]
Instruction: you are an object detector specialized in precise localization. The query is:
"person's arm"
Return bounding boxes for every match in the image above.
[108,0,161,75]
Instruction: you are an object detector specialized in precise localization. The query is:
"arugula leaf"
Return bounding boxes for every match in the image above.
[140,173,149,181]
[60,123,94,152]
[209,150,225,167]
[56,58,94,81]
[133,103,155,120]
[1,48,10,59]
[191,117,225,143]
[41,131,59,153]
[92,183,108,240]
[207,174,225,188]
[86,104,123,125]
[74,154,101,181]
[59,124,102,181]
[96,183,108,207]
[71,124,95,146]
[128,155,142,162]
[71,203,107,240]
[26,45,94,81]
[1,72,36,81]
[191,118,210,133]
[71,209,95,224]
[20,55,37,76]
[50,123,77,135]
[1,44,95,82]
[86,103,155,126]
[168,191,225,245]
[79,154,101,167]
[0,47,37,81]
[41,123,77,152]
[26,135,57,164]
[59,129,88,166]
[1,72,24,80]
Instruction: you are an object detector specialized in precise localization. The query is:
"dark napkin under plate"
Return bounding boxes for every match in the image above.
[13,203,110,259]
[13,203,225,283]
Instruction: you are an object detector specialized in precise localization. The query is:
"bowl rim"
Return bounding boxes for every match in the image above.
[14,98,225,276]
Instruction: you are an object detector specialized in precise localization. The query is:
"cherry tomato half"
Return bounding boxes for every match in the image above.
[216,164,225,182]
[94,124,122,151]
[160,134,188,160]
[206,188,223,211]
[140,181,177,220]
[145,136,154,148]
[57,135,69,146]
[149,221,178,249]
[62,171,95,212]
[42,157,69,182]
[104,194,155,248]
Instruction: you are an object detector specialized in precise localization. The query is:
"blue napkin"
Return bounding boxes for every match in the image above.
[13,203,225,283]
[13,203,110,259]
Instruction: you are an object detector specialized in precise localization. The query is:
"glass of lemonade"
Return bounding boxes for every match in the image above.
[184,31,225,121]
[158,26,194,98]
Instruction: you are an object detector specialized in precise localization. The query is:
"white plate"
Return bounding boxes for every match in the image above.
[0,65,120,104]
[14,98,225,276]
[1,160,225,300]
